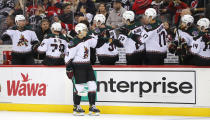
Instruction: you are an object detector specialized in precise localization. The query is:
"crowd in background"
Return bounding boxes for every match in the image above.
[0,0,209,65]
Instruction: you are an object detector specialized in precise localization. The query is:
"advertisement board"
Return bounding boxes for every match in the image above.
[0,67,69,104]
[96,70,196,104]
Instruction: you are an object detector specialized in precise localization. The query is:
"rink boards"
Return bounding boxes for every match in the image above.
[0,65,210,116]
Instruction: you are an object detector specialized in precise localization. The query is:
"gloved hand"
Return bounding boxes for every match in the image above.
[168,43,177,54]
[66,67,74,79]
[32,43,39,52]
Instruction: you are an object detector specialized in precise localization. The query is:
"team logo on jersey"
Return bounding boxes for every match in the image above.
[69,41,74,47]
[192,31,199,37]
[17,35,28,46]
[144,25,152,30]
[83,46,89,59]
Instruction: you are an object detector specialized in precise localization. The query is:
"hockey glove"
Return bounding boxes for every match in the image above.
[168,43,177,54]
[66,67,74,80]
[131,34,142,45]
[1,34,11,41]
[66,62,74,79]
[203,32,210,44]
[31,41,40,52]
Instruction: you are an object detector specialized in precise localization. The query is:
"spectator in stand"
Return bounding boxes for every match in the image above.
[46,0,61,17]
[0,15,15,45]
[52,13,61,23]
[43,0,50,10]
[35,19,51,42]
[96,3,109,22]
[10,0,24,16]
[106,0,126,29]
[79,5,93,23]
[59,3,74,32]
[0,0,16,37]
[29,4,46,30]
[132,0,152,15]
[74,12,84,24]
[162,0,189,25]
[206,1,210,19]
[121,0,132,10]
[27,0,39,16]
[96,0,112,2]
[184,0,209,22]
[76,0,96,15]
[34,19,51,60]
[0,0,16,16]
[63,0,79,12]
[151,0,170,23]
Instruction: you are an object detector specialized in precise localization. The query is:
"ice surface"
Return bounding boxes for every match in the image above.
[0,111,210,120]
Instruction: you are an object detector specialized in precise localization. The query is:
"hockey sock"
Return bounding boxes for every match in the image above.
[88,92,96,106]
[74,92,81,105]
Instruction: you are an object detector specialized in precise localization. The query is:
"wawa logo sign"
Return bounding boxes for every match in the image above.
[7,73,47,96]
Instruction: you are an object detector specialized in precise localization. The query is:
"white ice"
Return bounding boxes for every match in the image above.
[0,111,210,120]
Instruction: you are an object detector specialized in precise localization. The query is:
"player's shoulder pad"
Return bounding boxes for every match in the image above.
[144,19,162,32]
[187,26,201,39]
[59,34,68,41]
[10,26,17,30]
[128,22,141,31]
[24,25,33,30]
[106,25,113,30]
[88,30,95,35]
[45,34,55,39]
[68,38,81,48]
[11,25,33,31]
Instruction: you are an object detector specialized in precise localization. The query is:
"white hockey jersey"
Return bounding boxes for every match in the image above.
[175,27,201,55]
[141,21,167,53]
[197,40,210,58]
[3,26,39,53]
[65,33,99,64]
[96,27,119,56]
[119,23,145,55]
[193,31,210,59]
[37,34,69,58]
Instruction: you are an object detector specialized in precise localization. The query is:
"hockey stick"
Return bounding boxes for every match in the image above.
[175,16,185,63]
[67,61,88,97]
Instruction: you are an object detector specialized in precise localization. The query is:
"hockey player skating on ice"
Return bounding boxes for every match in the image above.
[92,14,120,65]
[65,23,110,116]
[37,22,68,66]
[191,18,210,66]
[139,8,168,65]
[1,15,39,65]
[118,11,145,65]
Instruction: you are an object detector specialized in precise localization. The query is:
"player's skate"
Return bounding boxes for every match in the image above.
[89,105,100,116]
[73,105,85,116]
